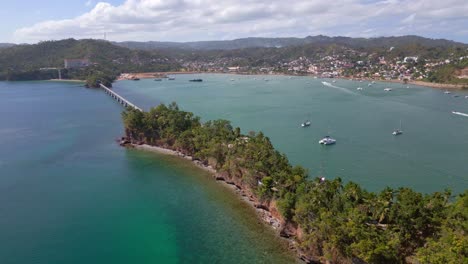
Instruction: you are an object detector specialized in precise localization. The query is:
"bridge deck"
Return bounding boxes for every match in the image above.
[100,84,142,111]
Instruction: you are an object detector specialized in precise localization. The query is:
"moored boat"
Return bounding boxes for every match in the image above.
[392,120,403,136]
[319,136,336,145]
[301,121,311,127]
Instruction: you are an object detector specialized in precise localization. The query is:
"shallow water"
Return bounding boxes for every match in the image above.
[0,81,296,264]
[113,74,468,194]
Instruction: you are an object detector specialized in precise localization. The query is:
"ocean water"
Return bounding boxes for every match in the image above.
[0,81,296,264]
[113,74,468,194]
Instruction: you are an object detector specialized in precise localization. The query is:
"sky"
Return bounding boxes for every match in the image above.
[1,0,467,44]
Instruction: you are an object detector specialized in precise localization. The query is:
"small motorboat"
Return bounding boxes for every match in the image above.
[384,88,392,92]
[189,79,203,82]
[301,121,311,127]
[319,136,336,145]
[444,90,451,94]
[357,87,363,91]
[154,78,162,81]
[168,77,175,80]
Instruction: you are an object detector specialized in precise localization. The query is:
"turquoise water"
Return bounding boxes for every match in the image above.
[113,74,468,194]
[0,81,296,264]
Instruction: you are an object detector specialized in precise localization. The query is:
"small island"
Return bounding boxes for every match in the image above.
[121,103,467,264]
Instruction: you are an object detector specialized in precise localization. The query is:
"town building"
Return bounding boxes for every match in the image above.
[64,59,90,69]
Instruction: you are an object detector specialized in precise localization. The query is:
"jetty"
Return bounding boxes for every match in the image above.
[100,84,142,111]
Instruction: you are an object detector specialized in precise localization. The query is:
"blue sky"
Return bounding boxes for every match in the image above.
[1,0,467,43]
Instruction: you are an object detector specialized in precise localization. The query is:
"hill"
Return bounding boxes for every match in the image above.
[0,43,15,49]
[0,39,181,85]
[115,35,468,51]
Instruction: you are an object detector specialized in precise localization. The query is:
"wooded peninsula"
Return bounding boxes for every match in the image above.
[122,103,467,264]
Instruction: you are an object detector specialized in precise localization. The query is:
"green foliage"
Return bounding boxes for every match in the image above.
[416,190,468,263]
[121,103,467,263]
[0,38,181,82]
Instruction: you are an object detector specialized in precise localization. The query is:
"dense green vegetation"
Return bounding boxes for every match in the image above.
[426,58,468,86]
[1,36,466,86]
[122,103,467,264]
[0,39,181,87]
[116,35,467,51]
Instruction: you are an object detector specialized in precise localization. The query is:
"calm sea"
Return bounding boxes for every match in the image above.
[0,81,296,264]
[113,74,468,194]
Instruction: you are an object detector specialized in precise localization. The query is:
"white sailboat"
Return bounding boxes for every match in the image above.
[392,120,403,135]
[301,114,311,127]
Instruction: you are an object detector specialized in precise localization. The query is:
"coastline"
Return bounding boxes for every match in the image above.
[129,143,307,263]
[116,71,466,90]
[117,71,200,80]
[48,79,86,83]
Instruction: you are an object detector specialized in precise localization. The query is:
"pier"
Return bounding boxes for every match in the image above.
[100,84,142,111]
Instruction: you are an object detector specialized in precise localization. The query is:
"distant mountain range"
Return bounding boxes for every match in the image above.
[0,36,466,84]
[115,35,468,51]
[0,43,15,49]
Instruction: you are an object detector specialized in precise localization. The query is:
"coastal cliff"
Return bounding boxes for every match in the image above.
[121,103,468,264]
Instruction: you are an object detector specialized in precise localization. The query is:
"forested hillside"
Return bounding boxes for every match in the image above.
[116,35,467,51]
[0,39,181,86]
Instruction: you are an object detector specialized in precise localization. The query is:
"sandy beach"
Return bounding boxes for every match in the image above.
[117,71,199,80]
[49,79,86,83]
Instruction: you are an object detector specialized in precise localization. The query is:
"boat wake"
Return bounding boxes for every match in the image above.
[452,111,468,117]
[321,81,354,95]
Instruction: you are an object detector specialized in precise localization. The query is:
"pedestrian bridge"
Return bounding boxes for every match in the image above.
[100,84,142,111]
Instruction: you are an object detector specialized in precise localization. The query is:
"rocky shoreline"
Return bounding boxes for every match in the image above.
[121,141,316,263]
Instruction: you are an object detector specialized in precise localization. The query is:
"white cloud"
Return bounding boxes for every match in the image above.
[13,0,468,43]
[85,0,93,7]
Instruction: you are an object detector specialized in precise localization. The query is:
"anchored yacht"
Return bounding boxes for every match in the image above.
[319,136,336,145]
[392,120,403,136]
[301,121,311,127]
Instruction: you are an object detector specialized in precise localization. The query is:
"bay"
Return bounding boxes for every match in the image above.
[113,74,468,194]
[0,81,296,264]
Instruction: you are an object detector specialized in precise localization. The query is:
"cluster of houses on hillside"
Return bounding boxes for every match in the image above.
[179,51,467,81]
